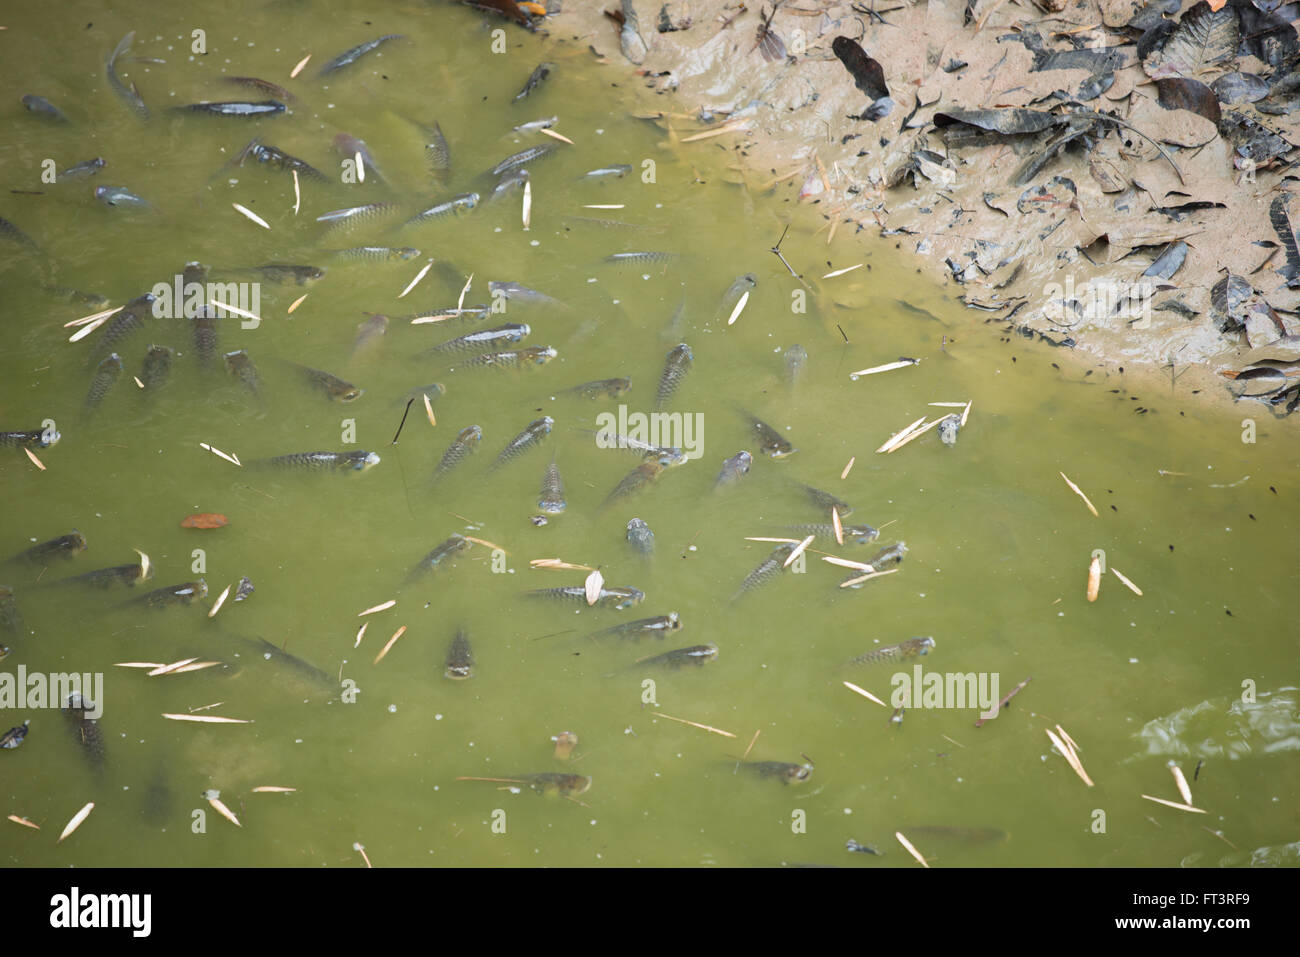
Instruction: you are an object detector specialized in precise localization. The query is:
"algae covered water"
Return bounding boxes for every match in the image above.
[0,0,1297,868]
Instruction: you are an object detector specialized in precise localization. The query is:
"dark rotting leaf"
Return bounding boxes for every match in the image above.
[1142,1,1239,79]
[1155,77,1221,123]
[1143,241,1188,280]
[1210,72,1270,104]
[831,36,889,100]
[933,107,1062,135]
[1268,195,1300,284]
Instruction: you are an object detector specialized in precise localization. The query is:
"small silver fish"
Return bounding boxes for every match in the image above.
[715,450,753,489]
[626,518,654,555]
[538,457,566,513]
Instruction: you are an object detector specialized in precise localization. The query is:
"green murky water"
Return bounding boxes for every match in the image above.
[1,0,1297,868]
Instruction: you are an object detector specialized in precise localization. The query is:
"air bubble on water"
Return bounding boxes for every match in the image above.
[655,203,663,209]
[844,808,852,815]
[1129,658,1139,664]
[494,226,502,233]
[508,568,515,574]
[688,545,697,552]
[590,820,597,826]
[642,274,651,280]
[596,129,605,134]
[435,714,443,720]
[295,738,303,744]
[587,277,597,283]
[388,704,397,713]
[530,240,540,247]
[612,299,621,305]
[850,375,859,381]
[1130,622,1136,627]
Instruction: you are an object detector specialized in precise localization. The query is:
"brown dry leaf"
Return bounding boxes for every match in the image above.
[181,512,229,529]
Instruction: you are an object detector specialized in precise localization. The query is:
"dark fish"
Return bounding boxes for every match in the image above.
[234,577,255,601]
[89,293,156,363]
[235,635,334,690]
[783,344,807,385]
[902,825,1008,845]
[10,531,87,565]
[538,457,566,513]
[60,157,106,179]
[798,482,853,517]
[352,313,389,356]
[459,346,557,371]
[248,264,325,285]
[732,543,795,600]
[514,63,554,101]
[403,193,479,227]
[0,586,23,636]
[288,362,363,402]
[582,164,632,179]
[22,94,68,122]
[604,251,677,266]
[635,643,717,668]
[444,628,474,680]
[334,246,420,262]
[846,839,881,855]
[0,427,60,449]
[95,185,149,208]
[407,534,472,583]
[334,133,387,186]
[432,425,482,481]
[422,323,530,356]
[587,612,680,642]
[134,579,208,608]
[527,585,645,610]
[224,349,262,398]
[0,720,29,750]
[781,523,879,545]
[56,559,151,589]
[319,34,405,75]
[63,693,105,773]
[459,773,591,797]
[316,202,399,231]
[740,410,796,458]
[83,353,123,416]
[224,76,297,102]
[656,343,693,408]
[184,263,220,367]
[0,216,40,253]
[236,138,326,180]
[741,760,813,784]
[865,542,907,570]
[255,450,381,472]
[938,414,961,447]
[174,100,288,116]
[715,450,753,488]
[848,636,933,667]
[602,461,665,508]
[140,345,172,391]
[107,31,149,120]
[564,377,631,399]
[489,145,554,178]
[626,517,655,555]
[490,416,553,470]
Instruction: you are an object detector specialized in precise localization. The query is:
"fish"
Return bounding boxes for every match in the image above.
[460,773,591,797]
[732,543,795,600]
[514,63,554,101]
[95,185,150,208]
[902,825,1008,845]
[400,305,492,323]
[604,251,677,266]
[173,100,288,116]
[780,523,879,545]
[60,157,106,179]
[487,281,565,308]
[0,643,9,662]
[235,139,326,180]
[797,482,853,517]
[490,416,553,470]
[626,518,655,555]
[134,579,208,608]
[55,559,152,589]
[490,168,531,202]
[0,586,23,636]
[185,264,220,367]
[865,542,907,570]
[407,534,472,583]
[602,461,665,508]
[334,247,420,262]
[107,31,149,120]
[224,76,297,103]
[63,693,105,773]
[403,193,479,227]
[458,346,557,371]
[9,531,87,565]
[655,343,694,409]
[719,274,757,315]
[352,313,389,356]
[287,362,363,402]
[636,643,717,668]
[527,585,645,610]
[234,577,255,601]
[583,164,633,179]
[334,133,387,186]
[83,353,123,416]
[938,414,961,447]
[422,323,530,356]
[444,628,475,680]
[587,612,681,642]
[513,116,557,133]
[0,720,29,750]
[224,350,262,398]
[582,429,684,465]
[538,457,566,513]
[255,451,381,472]
[846,839,881,855]
[715,450,753,489]
[0,427,60,449]
[783,344,808,385]
[140,345,172,391]
[432,425,482,481]
[489,145,554,178]
[319,34,405,75]
[234,635,334,690]
[564,377,631,400]
[740,409,796,458]
[421,121,451,180]
[0,216,39,254]
[22,94,68,122]
[740,760,814,784]
[88,292,157,363]
[245,264,326,285]
[316,202,399,231]
[848,636,934,667]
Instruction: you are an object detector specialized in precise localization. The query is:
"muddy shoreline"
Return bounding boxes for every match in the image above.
[518,0,1300,419]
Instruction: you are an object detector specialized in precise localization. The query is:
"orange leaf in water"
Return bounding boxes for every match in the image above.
[181,513,229,529]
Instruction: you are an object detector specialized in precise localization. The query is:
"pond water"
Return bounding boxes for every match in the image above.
[1,0,1296,868]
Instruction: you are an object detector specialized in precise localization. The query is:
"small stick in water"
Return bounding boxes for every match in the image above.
[1087,555,1101,602]
[974,675,1031,727]
[58,802,95,843]
[895,831,929,868]
[1059,471,1098,517]
[392,398,414,444]
[290,54,311,78]
[843,680,887,707]
[372,625,407,664]
[652,711,735,738]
